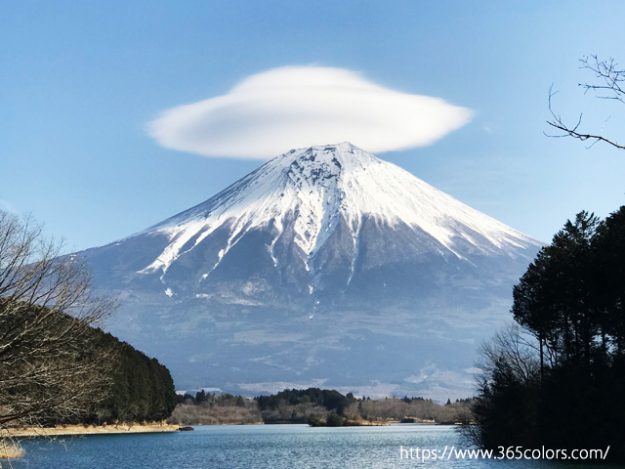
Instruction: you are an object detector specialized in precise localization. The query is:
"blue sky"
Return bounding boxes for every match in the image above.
[2,0,625,251]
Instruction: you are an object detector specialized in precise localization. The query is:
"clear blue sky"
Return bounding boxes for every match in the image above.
[2,0,625,251]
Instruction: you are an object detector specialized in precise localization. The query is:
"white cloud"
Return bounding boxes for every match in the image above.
[148,66,473,159]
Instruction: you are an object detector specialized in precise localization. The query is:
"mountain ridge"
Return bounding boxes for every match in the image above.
[75,143,541,399]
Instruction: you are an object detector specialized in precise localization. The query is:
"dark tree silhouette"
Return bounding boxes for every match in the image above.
[473,207,625,461]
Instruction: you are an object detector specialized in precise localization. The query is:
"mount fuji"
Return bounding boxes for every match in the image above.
[76,143,541,399]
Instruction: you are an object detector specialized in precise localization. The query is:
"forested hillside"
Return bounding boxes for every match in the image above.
[0,211,177,429]
[1,305,176,427]
[86,329,177,424]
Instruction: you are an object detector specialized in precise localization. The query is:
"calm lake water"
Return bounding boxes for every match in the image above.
[11,424,606,468]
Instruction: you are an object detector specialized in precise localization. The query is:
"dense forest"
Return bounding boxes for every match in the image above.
[1,306,176,427]
[0,211,177,430]
[86,329,177,424]
[170,388,473,426]
[473,206,625,461]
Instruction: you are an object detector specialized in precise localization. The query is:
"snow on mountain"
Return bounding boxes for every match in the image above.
[77,143,542,400]
[139,142,532,278]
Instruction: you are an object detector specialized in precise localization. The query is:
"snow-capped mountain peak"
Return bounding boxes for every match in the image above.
[138,142,536,278]
[76,142,542,400]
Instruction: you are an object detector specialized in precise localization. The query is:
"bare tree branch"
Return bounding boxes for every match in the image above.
[579,55,625,103]
[0,210,116,437]
[546,56,625,151]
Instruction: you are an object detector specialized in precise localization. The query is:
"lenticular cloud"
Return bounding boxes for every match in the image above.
[148,66,472,159]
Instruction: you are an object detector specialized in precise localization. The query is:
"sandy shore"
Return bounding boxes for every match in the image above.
[1,422,181,438]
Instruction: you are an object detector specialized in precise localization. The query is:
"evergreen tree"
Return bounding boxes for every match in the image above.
[474,208,625,461]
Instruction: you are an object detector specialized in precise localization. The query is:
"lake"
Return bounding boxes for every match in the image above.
[12,424,604,468]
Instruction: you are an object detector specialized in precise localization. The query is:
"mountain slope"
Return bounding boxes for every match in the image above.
[78,143,541,399]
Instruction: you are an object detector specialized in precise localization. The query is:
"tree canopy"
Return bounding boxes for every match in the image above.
[474,206,625,461]
[0,210,176,431]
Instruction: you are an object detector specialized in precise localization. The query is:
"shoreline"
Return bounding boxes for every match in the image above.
[2,419,458,439]
[1,422,180,438]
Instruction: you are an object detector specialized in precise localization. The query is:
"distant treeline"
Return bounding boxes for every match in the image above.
[170,388,473,426]
[473,207,625,461]
[172,391,262,425]
[256,388,354,422]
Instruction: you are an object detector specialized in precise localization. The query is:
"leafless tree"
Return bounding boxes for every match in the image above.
[547,55,625,150]
[476,324,540,387]
[0,210,115,434]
